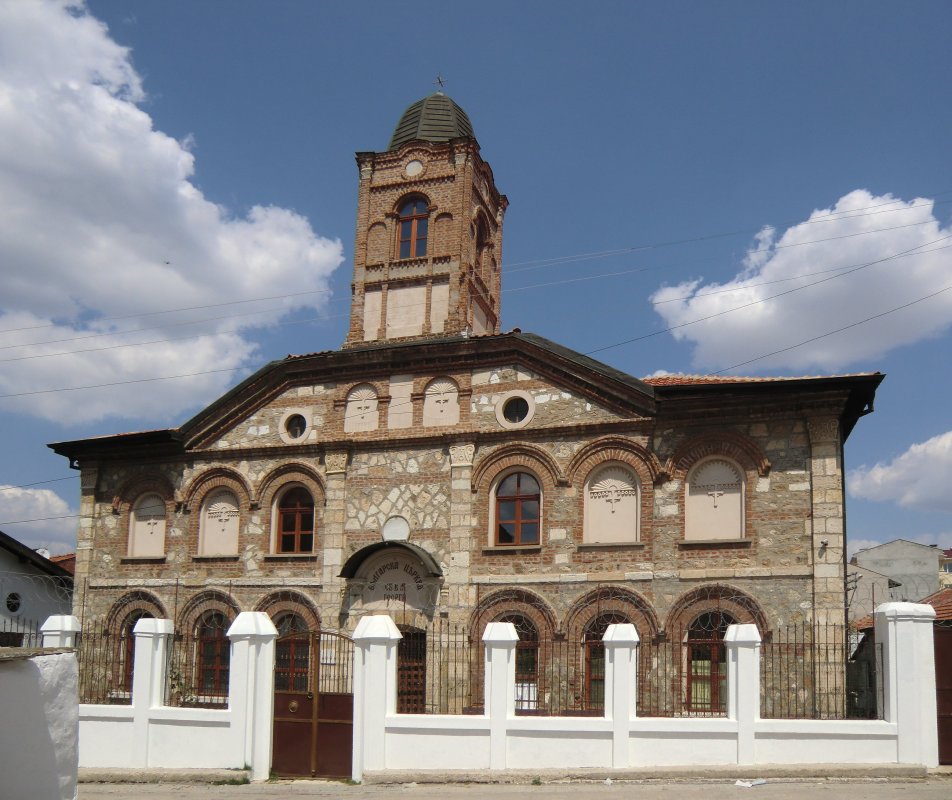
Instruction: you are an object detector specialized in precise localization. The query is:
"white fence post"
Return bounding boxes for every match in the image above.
[483,621,518,771]
[40,614,81,648]
[352,614,402,783]
[603,622,638,767]
[227,611,278,782]
[131,618,174,766]
[725,623,761,765]
[874,602,938,766]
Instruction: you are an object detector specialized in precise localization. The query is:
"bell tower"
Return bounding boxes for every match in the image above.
[344,92,508,347]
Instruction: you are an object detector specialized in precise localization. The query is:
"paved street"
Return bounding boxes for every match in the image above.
[79,778,952,800]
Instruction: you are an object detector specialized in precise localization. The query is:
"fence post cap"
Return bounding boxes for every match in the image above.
[482,620,519,644]
[40,614,81,633]
[724,623,761,644]
[874,601,937,621]
[227,611,278,639]
[133,617,174,635]
[353,614,402,643]
[602,622,639,645]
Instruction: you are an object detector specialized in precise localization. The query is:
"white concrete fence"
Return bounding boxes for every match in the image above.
[350,602,939,781]
[39,601,938,783]
[41,611,277,782]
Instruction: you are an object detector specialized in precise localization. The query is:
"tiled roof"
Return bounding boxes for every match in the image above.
[642,373,879,386]
[854,587,952,630]
[50,553,75,575]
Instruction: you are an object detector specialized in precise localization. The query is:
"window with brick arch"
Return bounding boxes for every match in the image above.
[583,611,632,711]
[496,613,539,711]
[398,197,428,259]
[197,612,230,700]
[685,458,745,541]
[685,610,735,713]
[276,487,315,553]
[494,472,540,546]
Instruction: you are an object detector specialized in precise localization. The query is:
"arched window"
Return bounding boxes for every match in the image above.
[474,215,490,279]
[344,383,379,433]
[129,494,166,557]
[583,612,632,710]
[685,458,745,541]
[423,377,459,426]
[398,197,428,259]
[584,464,640,544]
[685,611,735,713]
[199,490,239,556]
[497,614,539,711]
[276,487,315,554]
[274,613,310,693]
[494,472,541,546]
[197,611,230,701]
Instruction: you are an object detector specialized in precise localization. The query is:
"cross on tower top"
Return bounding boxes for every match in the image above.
[434,74,446,90]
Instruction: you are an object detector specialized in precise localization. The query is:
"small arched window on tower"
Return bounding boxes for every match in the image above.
[685,458,745,541]
[398,197,428,259]
[474,215,490,280]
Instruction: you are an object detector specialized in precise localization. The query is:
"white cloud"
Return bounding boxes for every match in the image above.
[848,430,952,514]
[0,486,77,554]
[0,1,343,424]
[650,190,952,372]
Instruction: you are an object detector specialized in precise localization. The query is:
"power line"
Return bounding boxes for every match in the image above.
[0,477,77,492]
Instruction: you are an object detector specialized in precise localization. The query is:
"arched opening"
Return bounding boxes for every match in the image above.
[497,613,540,711]
[583,611,632,710]
[685,611,735,713]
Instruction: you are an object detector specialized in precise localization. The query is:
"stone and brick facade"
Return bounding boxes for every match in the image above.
[50,92,882,708]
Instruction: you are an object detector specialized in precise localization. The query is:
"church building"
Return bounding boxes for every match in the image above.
[51,92,882,713]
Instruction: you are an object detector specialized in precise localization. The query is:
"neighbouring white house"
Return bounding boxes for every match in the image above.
[850,539,942,607]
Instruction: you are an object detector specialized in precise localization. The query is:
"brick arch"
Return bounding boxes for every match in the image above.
[392,191,432,215]
[176,589,240,632]
[564,587,660,643]
[105,590,167,633]
[255,591,321,631]
[257,462,326,509]
[111,473,175,515]
[664,584,769,638]
[666,430,771,479]
[471,443,564,495]
[566,437,665,485]
[469,588,558,641]
[182,467,253,512]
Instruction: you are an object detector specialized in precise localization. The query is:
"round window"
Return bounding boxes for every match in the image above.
[503,396,529,424]
[6,592,21,613]
[284,413,307,440]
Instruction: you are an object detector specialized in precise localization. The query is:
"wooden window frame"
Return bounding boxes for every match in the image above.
[197,612,230,699]
[494,472,541,547]
[397,198,428,259]
[276,486,315,554]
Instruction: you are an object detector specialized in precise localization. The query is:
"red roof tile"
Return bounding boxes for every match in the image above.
[855,587,952,630]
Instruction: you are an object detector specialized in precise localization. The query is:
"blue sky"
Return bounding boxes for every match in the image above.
[1,1,950,556]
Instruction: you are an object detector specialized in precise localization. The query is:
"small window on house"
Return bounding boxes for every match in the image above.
[398,197,428,259]
[5,592,21,613]
[199,490,240,556]
[276,487,315,554]
[685,458,745,541]
[129,494,166,557]
[494,390,535,429]
[584,464,640,544]
[285,414,307,440]
[494,472,541,546]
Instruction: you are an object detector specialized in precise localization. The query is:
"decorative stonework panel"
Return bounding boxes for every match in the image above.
[584,464,640,544]
[685,458,744,541]
[449,443,475,467]
[200,490,239,556]
[344,384,379,433]
[423,377,460,426]
[345,482,449,533]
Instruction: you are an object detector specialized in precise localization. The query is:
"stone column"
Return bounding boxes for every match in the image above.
[41,614,82,648]
[447,443,476,612]
[807,416,845,626]
[322,451,349,608]
[131,618,174,766]
[227,611,278,782]
[73,463,99,618]
[874,602,938,766]
[725,623,761,765]
[483,620,518,771]
[602,622,639,767]
[352,614,402,782]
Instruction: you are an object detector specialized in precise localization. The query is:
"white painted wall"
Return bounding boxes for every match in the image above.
[0,650,78,800]
[351,604,939,780]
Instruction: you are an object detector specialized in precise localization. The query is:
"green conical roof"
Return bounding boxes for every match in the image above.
[388,92,475,150]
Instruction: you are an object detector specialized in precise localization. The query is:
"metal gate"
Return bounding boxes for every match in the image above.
[936,626,952,765]
[272,630,354,778]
